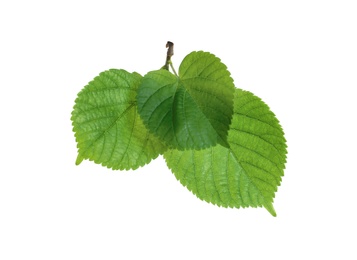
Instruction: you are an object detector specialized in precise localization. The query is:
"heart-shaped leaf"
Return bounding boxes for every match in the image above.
[164,89,287,216]
[71,69,166,170]
[137,51,235,150]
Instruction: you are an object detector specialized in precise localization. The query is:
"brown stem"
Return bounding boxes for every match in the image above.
[162,41,177,75]
[166,41,174,59]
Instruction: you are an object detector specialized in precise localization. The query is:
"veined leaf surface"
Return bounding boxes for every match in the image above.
[164,89,287,216]
[71,69,166,170]
[137,51,235,150]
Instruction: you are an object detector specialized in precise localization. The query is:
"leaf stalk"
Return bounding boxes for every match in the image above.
[162,41,178,76]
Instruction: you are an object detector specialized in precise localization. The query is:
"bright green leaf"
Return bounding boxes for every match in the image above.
[164,89,287,216]
[71,69,166,170]
[137,51,235,150]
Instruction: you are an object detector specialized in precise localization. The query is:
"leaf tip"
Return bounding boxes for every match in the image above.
[218,137,230,149]
[264,203,277,217]
[75,154,84,165]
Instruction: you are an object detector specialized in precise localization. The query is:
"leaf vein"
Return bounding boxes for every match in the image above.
[229,141,282,172]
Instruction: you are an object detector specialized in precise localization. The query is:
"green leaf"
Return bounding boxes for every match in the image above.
[137,51,235,150]
[71,69,166,170]
[164,89,287,216]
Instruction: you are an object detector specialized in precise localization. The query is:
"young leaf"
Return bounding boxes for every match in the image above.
[71,69,166,170]
[137,51,235,150]
[164,89,287,216]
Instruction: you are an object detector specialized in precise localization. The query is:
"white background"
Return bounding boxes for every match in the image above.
[1,0,356,259]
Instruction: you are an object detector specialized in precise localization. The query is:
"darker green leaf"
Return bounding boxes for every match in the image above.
[137,51,235,150]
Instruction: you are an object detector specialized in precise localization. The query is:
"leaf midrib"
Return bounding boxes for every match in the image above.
[78,102,136,157]
[177,77,229,148]
[227,145,274,209]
